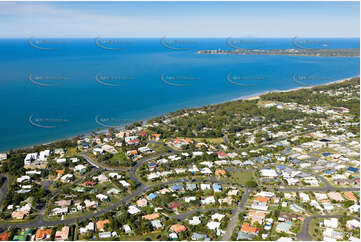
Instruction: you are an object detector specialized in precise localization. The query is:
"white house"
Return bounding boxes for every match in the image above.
[79,222,94,234]
[24,153,38,165]
[188,216,201,225]
[324,218,338,229]
[260,169,278,177]
[128,205,141,215]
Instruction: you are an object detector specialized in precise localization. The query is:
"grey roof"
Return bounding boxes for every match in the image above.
[237,231,254,240]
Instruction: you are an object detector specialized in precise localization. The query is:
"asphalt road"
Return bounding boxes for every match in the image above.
[221,188,253,241]
[0,175,9,209]
[296,215,359,241]
[0,144,359,239]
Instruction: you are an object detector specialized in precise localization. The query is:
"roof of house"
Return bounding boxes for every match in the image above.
[247,210,266,218]
[327,192,344,201]
[344,191,357,201]
[170,224,187,233]
[276,222,292,232]
[96,219,110,230]
[240,223,259,234]
[142,213,160,220]
[170,184,184,191]
[0,233,10,241]
[55,226,69,240]
[347,167,358,172]
[35,229,52,240]
[13,235,27,241]
[253,196,270,203]
[237,231,255,240]
[168,201,181,209]
[215,169,226,176]
[147,193,157,200]
[82,180,97,187]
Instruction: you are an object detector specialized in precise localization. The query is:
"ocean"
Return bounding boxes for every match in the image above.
[0,37,359,152]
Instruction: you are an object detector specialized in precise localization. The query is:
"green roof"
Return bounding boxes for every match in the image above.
[13,235,27,241]
[20,229,33,236]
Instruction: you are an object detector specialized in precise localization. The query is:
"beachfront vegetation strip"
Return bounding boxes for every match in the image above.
[0,77,359,241]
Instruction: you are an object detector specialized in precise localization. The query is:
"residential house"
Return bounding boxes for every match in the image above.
[11,211,29,220]
[206,221,220,230]
[74,164,87,174]
[188,216,201,226]
[79,222,94,234]
[96,219,110,231]
[55,226,69,241]
[327,192,344,202]
[123,225,132,234]
[142,213,160,220]
[93,174,109,183]
[344,192,357,201]
[136,198,148,207]
[240,223,259,235]
[151,220,163,229]
[211,213,225,221]
[168,201,181,210]
[170,224,187,233]
[346,219,360,230]
[324,218,338,229]
[201,196,215,205]
[55,200,71,207]
[276,222,292,233]
[35,229,52,241]
[128,205,141,215]
[246,211,266,224]
[107,188,121,195]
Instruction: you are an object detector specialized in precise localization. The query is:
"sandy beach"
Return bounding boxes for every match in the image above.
[242,76,358,101]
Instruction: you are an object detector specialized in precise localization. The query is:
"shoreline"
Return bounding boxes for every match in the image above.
[238,76,358,101]
[2,76,358,154]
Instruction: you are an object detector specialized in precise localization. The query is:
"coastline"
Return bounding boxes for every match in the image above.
[239,76,358,101]
[3,76,358,154]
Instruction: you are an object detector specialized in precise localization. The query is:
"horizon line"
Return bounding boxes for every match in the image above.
[0,36,360,39]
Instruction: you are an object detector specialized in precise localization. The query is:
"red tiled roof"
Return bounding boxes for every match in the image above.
[82,180,97,187]
[240,223,259,234]
[0,233,10,241]
[168,201,181,209]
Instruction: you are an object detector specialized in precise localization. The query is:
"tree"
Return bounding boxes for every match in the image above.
[245,180,258,188]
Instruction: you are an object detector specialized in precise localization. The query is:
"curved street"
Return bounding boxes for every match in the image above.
[296,215,359,241]
[0,150,359,241]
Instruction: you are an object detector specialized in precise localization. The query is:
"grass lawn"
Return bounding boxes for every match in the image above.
[65,147,79,157]
[148,143,170,153]
[221,170,256,185]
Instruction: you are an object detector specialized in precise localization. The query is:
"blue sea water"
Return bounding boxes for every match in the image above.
[0,38,359,152]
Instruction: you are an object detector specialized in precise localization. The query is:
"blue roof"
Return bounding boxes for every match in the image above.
[277,165,286,170]
[322,152,331,156]
[170,184,184,191]
[348,167,359,173]
[212,184,222,190]
[324,170,336,174]
[147,193,157,200]
[253,157,263,163]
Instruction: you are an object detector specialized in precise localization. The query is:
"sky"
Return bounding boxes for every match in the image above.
[0,1,359,38]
